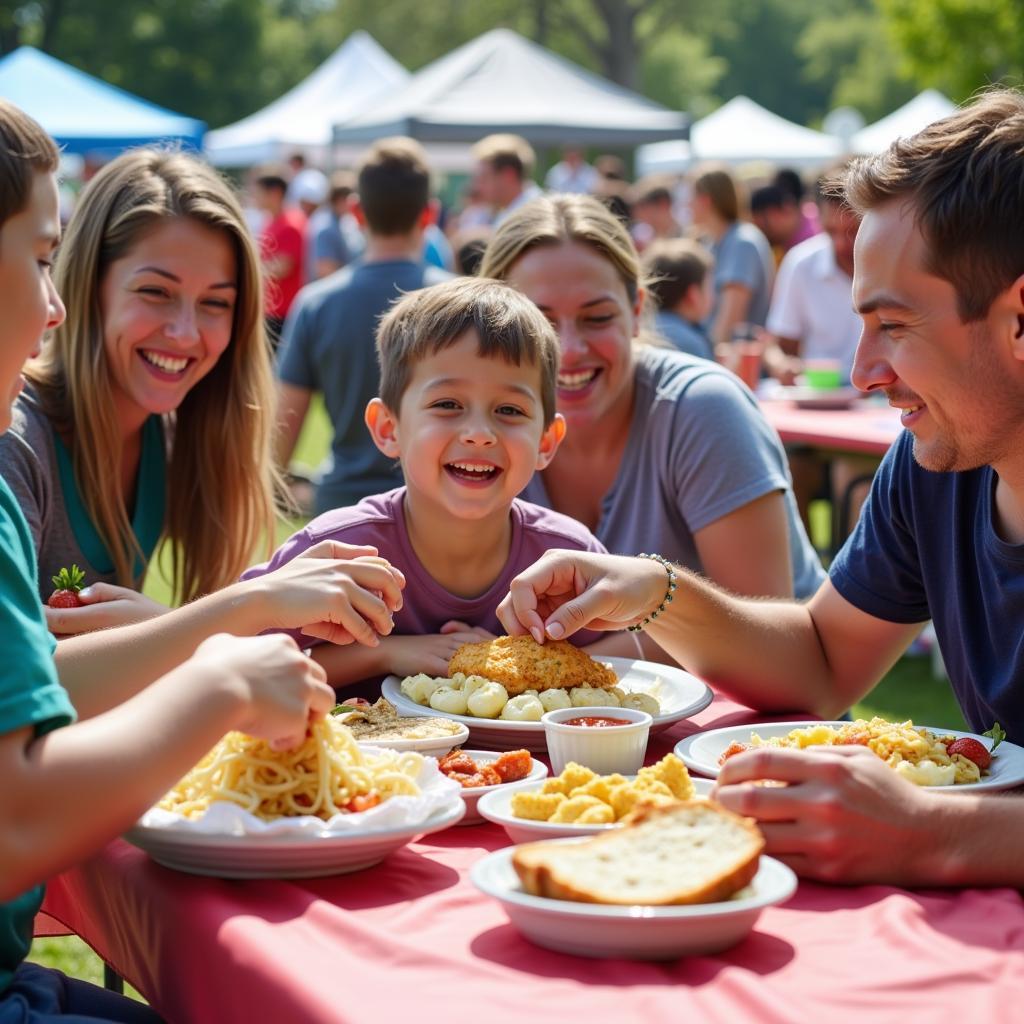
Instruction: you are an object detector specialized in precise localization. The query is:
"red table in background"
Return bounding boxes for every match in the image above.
[759,397,902,457]
[41,691,1024,1024]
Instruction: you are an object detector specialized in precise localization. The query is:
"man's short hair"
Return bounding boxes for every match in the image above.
[328,170,356,204]
[357,137,431,236]
[630,175,674,207]
[750,185,791,214]
[254,166,289,194]
[841,88,1024,322]
[642,238,713,311]
[0,98,59,230]
[376,276,560,425]
[773,168,806,205]
[471,134,535,182]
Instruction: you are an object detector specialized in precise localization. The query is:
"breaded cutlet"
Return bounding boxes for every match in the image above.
[448,635,617,696]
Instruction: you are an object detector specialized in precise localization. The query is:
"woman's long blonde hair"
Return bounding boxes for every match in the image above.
[27,149,284,603]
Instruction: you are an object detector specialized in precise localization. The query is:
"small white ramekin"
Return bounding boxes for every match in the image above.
[542,706,653,776]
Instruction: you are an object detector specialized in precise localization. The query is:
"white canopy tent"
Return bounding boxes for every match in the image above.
[851,89,956,154]
[637,96,842,175]
[205,31,409,167]
[332,28,688,147]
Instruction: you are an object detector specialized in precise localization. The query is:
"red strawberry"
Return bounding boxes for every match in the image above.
[946,737,992,770]
[48,565,86,609]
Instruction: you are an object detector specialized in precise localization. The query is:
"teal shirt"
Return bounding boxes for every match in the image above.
[53,414,165,580]
[0,474,75,996]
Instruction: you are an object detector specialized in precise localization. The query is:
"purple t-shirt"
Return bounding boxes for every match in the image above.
[242,487,607,646]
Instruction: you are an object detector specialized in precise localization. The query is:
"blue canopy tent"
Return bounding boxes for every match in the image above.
[0,46,205,156]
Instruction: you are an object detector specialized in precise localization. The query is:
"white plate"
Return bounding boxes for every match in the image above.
[478,777,714,843]
[445,750,548,825]
[124,802,466,879]
[783,386,862,410]
[471,843,797,959]
[381,657,713,752]
[675,721,1024,792]
[348,721,470,759]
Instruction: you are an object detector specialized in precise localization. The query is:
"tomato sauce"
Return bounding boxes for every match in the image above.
[563,715,632,728]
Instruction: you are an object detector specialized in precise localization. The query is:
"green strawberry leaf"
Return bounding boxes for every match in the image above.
[983,722,1006,752]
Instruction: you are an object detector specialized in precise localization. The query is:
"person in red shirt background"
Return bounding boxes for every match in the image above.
[253,168,306,345]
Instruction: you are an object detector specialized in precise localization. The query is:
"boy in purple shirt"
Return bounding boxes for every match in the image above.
[245,277,634,685]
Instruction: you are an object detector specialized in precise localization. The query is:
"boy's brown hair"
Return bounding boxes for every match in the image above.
[841,88,1024,323]
[357,137,431,236]
[0,99,59,230]
[376,277,560,425]
[643,238,713,312]
[471,134,536,182]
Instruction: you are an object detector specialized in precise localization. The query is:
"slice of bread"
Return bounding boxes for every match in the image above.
[512,800,764,906]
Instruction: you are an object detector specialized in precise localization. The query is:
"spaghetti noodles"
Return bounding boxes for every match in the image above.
[158,717,424,821]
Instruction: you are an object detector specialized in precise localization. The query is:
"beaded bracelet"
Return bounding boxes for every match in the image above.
[627,553,678,632]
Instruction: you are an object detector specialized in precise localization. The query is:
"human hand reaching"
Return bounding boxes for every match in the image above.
[193,632,335,751]
[252,540,406,646]
[714,744,943,885]
[497,551,668,643]
[45,583,168,636]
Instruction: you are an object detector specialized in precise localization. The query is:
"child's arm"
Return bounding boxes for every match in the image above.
[0,633,333,901]
[52,544,404,720]
[313,625,493,687]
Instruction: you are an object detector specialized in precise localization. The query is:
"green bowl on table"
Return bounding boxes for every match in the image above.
[803,361,843,390]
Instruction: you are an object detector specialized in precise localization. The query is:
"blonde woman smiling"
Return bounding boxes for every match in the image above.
[480,194,823,604]
[1,149,400,644]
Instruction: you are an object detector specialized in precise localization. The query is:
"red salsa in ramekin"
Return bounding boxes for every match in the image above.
[562,715,633,728]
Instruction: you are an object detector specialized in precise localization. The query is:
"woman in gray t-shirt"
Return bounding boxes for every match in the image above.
[480,194,824,608]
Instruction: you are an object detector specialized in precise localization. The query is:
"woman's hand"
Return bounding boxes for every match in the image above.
[497,551,668,642]
[251,540,406,647]
[379,624,496,678]
[45,583,168,636]
[714,745,943,885]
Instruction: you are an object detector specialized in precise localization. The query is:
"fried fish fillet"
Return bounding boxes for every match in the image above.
[448,635,617,696]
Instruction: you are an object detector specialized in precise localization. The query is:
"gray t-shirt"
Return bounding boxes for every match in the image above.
[0,388,166,600]
[522,346,825,599]
[654,311,713,360]
[710,222,775,328]
[277,259,451,515]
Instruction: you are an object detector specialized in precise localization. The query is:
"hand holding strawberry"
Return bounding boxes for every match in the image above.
[48,565,86,609]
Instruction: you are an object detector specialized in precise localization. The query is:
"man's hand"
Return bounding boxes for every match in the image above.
[714,745,943,885]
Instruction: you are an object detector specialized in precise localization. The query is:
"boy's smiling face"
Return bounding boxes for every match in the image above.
[0,170,64,433]
[366,329,564,523]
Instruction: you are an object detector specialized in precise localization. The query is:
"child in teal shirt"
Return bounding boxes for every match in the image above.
[0,100,404,1022]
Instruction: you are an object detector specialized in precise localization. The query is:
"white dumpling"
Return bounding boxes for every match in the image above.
[439,673,464,691]
[500,695,544,721]
[402,673,443,705]
[608,686,627,703]
[429,685,469,715]
[539,688,572,711]
[521,688,540,699]
[620,692,660,716]
[462,674,493,700]
[570,686,621,707]
[466,681,508,719]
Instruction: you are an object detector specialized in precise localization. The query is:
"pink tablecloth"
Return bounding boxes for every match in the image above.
[42,695,1024,1024]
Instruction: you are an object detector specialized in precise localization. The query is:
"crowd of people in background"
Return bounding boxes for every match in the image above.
[224,132,866,541]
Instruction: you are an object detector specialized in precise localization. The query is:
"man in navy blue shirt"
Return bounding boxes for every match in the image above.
[497,89,1024,887]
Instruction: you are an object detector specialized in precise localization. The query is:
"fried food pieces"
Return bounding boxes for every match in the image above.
[448,636,617,697]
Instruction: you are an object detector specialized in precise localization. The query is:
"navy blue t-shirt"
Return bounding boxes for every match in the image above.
[830,431,1024,739]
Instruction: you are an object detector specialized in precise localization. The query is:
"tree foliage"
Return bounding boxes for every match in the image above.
[0,0,1009,134]
[878,0,1024,99]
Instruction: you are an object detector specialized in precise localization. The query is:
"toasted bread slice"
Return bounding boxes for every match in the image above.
[512,800,764,906]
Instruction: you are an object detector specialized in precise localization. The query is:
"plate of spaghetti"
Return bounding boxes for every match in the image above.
[125,717,465,877]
